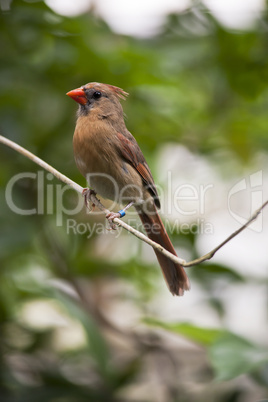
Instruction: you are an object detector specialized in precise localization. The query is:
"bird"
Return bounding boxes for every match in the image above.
[67,82,190,296]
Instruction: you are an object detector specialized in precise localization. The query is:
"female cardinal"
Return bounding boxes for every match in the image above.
[67,82,190,296]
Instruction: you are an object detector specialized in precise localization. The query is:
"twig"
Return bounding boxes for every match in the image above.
[0,134,267,268]
[0,135,82,194]
[183,200,268,267]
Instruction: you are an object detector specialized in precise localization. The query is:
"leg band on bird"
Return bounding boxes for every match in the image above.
[117,209,126,218]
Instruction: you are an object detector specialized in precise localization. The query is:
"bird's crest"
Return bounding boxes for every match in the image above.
[106,84,129,100]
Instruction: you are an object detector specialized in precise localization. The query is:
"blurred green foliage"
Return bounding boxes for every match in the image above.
[0,0,268,401]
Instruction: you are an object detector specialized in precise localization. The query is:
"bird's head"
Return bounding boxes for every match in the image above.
[67,82,128,118]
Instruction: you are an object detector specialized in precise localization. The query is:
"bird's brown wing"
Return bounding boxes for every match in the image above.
[117,132,160,208]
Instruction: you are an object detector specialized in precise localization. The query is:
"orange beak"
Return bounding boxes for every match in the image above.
[66,87,87,105]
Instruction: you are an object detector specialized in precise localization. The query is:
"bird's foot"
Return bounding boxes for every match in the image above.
[105,202,134,230]
[106,211,123,230]
[82,188,96,212]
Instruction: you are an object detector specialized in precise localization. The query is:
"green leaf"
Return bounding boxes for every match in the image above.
[209,333,268,381]
[145,319,268,381]
[143,318,224,346]
[191,263,245,285]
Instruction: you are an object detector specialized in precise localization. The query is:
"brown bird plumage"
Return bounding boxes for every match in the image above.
[67,82,190,296]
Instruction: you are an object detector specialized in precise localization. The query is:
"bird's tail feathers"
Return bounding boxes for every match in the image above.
[137,206,190,296]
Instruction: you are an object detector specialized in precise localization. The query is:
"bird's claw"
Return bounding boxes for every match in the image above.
[106,212,121,230]
[82,188,96,212]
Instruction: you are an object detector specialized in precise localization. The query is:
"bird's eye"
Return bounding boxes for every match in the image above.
[93,91,102,99]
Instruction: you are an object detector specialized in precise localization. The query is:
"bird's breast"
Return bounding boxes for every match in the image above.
[73,117,117,174]
[73,117,143,204]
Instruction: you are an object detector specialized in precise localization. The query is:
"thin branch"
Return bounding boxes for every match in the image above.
[0,134,267,268]
[183,200,268,267]
[0,135,83,194]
